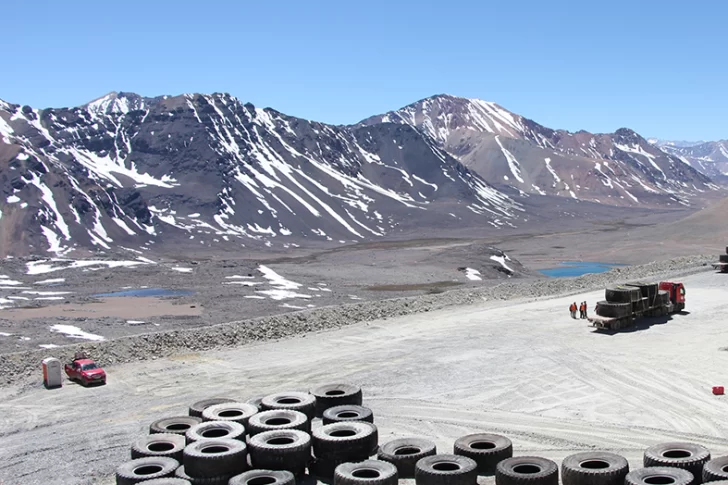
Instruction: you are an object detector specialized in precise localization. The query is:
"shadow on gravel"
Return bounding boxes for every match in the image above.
[591,314,675,336]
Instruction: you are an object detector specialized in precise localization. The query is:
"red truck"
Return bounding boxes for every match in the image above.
[64,358,106,386]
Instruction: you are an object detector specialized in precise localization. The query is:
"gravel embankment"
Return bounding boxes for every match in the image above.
[0,254,713,387]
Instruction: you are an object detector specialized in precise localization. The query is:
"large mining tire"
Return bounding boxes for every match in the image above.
[561,451,629,485]
[606,287,641,303]
[260,391,316,420]
[310,383,363,417]
[115,457,179,485]
[229,469,295,485]
[378,437,437,478]
[702,456,728,482]
[720,255,728,263]
[496,456,559,485]
[202,402,258,427]
[453,433,512,474]
[596,301,632,318]
[248,429,311,476]
[246,409,310,437]
[131,433,186,462]
[150,416,203,435]
[416,454,478,485]
[189,398,236,418]
[175,465,229,484]
[626,467,694,485]
[323,404,374,425]
[183,438,248,479]
[644,442,710,484]
[335,460,399,485]
[136,479,191,485]
[312,421,378,459]
[658,290,670,305]
[186,420,246,444]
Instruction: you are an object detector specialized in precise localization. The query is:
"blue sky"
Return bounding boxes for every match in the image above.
[2,1,725,140]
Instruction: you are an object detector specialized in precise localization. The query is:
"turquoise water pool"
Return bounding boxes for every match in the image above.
[539,262,627,278]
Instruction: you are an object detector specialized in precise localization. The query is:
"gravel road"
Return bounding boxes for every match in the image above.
[2,261,727,485]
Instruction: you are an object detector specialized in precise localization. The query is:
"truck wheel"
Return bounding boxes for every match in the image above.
[248,429,311,476]
[626,467,694,485]
[416,454,478,485]
[150,416,203,435]
[454,433,512,474]
[260,391,316,420]
[247,409,310,437]
[643,442,710,484]
[561,451,629,485]
[605,288,640,303]
[189,398,236,418]
[310,383,363,417]
[229,469,295,485]
[183,438,248,479]
[703,456,728,482]
[378,437,437,478]
[312,421,378,460]
[115,457,179,485]
[186,420,246,444]
[335,460,398,485]
[175,465,230,484]
[496,456,559,485]
[323,405,374,425]
[131,433,186,462]
[595,301,632,319]
[202,402,258,427]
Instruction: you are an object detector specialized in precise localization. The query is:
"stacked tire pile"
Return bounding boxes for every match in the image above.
[597,285,641,319]
[115,385,728,485]
[716,248,728,272]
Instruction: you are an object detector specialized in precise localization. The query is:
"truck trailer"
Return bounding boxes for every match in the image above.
[588,281,685,331]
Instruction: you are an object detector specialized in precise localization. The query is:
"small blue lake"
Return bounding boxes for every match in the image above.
[93,288,193,298]
[539,262,627,278]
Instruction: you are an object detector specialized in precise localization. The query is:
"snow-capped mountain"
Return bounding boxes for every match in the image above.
[361,95,716,206]
[0,92,523,257]
[652,140,728,181]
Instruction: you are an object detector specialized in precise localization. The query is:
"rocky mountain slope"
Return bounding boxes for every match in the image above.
[361,95,716,206]
[0,92,523,257]
[652,139,728,181]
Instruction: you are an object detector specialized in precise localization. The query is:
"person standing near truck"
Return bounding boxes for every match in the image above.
[569,302,577,319]
[583,301,588,319]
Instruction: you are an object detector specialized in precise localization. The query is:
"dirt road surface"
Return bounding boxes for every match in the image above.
[2,270,728,485]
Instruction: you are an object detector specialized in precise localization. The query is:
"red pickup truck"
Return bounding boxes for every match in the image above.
[64,359,106,386]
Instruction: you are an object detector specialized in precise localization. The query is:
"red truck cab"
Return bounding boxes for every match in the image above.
[64,359,106,386]
[659,281,686,311]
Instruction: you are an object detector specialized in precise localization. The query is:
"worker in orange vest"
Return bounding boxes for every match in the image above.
[579,302,585,319]
[582,301,589,319]
[569,302,577,319]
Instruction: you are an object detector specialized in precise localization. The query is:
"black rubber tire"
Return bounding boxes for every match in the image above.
[561,451,629,485]
[335,460,398,485]
[605,287,641,303]
[312,421,379,459]
[248,429,311,476]
[626,467,694,485]
[643,442,710,483]
[229,469,295,485]
[150,416,203,435]
[310,383,363,417]
[137,479,191,485]
[626,282,659,302]
[189,398,236,418]
[131,433,186,462]
[725,246,728,255]
[596,301,632,318]
[260,391,317,420]
[175,465,229,484]
[246,396,263,409]
[495,456,559,485]
[658,290,670,304]
[183,438,248,479]
[719,255,728,263]
[247,409,310,437]
[186,420,246,444]
[115,457,179,485]
[202,402,258,427]
[415,454,478,485]
[453,433,512,475]
[378,437,437,478]
[323,405,374,425]
[703,456,728,482]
